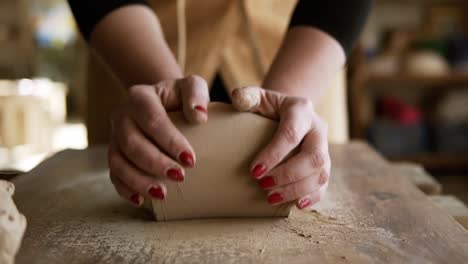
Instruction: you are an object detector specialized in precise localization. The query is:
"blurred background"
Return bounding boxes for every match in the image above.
[0,0,467,203]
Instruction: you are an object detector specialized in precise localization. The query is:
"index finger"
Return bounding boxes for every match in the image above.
[128,85,196,168]
[250,108,312,178]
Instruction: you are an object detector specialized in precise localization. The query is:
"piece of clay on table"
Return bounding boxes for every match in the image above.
[147,103,294,221]
[0,180,27,264]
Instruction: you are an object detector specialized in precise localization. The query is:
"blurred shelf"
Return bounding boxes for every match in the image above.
[390,153,468,170]
[367,73,468,86]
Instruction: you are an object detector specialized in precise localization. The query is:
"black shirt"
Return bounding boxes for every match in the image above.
[68,0,372,57]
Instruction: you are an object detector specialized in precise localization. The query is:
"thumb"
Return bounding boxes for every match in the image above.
[177,75,210,124]
[231,86,285,120]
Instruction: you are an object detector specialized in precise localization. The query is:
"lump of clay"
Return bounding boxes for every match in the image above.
[148,103,293,221]
[404,51,449,76]
[0,180,27,264]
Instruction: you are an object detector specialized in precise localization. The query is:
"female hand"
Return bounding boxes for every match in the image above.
[108,75,210,206]
[232,86,331,209]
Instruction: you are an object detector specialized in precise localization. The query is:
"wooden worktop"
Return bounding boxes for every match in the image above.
[12,142,468,263]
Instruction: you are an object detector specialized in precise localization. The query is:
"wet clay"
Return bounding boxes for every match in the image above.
[0,180,27,264]
[149,103,293,221]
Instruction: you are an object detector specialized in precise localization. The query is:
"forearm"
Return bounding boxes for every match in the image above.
[89,5,181,87]
[264,0,372,104]
[263,27,345,104]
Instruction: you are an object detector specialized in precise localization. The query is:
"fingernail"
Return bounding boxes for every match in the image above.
[179,151,195,167]
[167,168,184,182]
[267,192,283,204]
[130,194,142,205]
[298,198,312,209]
[148,186,165,200]
[252,164,267,179]
[231,89,239,98]
[259,176,275,189]
[194,105,207,114]
[319,170,328,185]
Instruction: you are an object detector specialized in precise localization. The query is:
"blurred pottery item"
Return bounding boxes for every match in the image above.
[377,96,421,124]
[0,79,67,169]
[404,51,449,76]
[436,90,468,123]
[368,54,399,76]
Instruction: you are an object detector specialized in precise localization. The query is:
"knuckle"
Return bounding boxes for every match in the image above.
[283,125,301,145]
[122,134,139,156]
[290,97,314,115]
[145,154,164,176]
[309,151,325,167]
[319,170,329,185]
[146,111,165,130]
[281,167,296,184]
[166,133,181,154]
[153,83,168,98]
[265,150,282,167]
[178,75,200,90]
[186,74,207,87]
[296,97,313,109]
[287,184,302,199]
[126,174,140,190]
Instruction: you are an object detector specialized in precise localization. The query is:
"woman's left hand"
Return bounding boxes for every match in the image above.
[231,86,331,209]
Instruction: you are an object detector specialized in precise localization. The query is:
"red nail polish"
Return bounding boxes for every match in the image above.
[148,186,165,200]
[179,151,195,167]
[130,194,141,205]
[194,105,207,114]
[298,198,312,209]
[252,164,267,179]
[167,168,184,182]
[231,89,239,99]
[259,176,275,189]
[267,192,283,204]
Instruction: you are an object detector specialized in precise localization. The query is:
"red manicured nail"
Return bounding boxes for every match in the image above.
[231,89,239,98]
[267,192,283,204]
[130,194,141,205]
[252,164,267,179]
[179,151,195,167]
[194,105,207,114]
[167,168,184,182]
[259,176,275,189]
[148,186,165,200]
[298,198,312,209]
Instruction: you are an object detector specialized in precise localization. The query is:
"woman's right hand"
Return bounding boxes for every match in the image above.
[108,75,210,206]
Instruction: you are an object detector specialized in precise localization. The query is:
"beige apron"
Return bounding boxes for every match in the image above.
[86,0,348,145]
